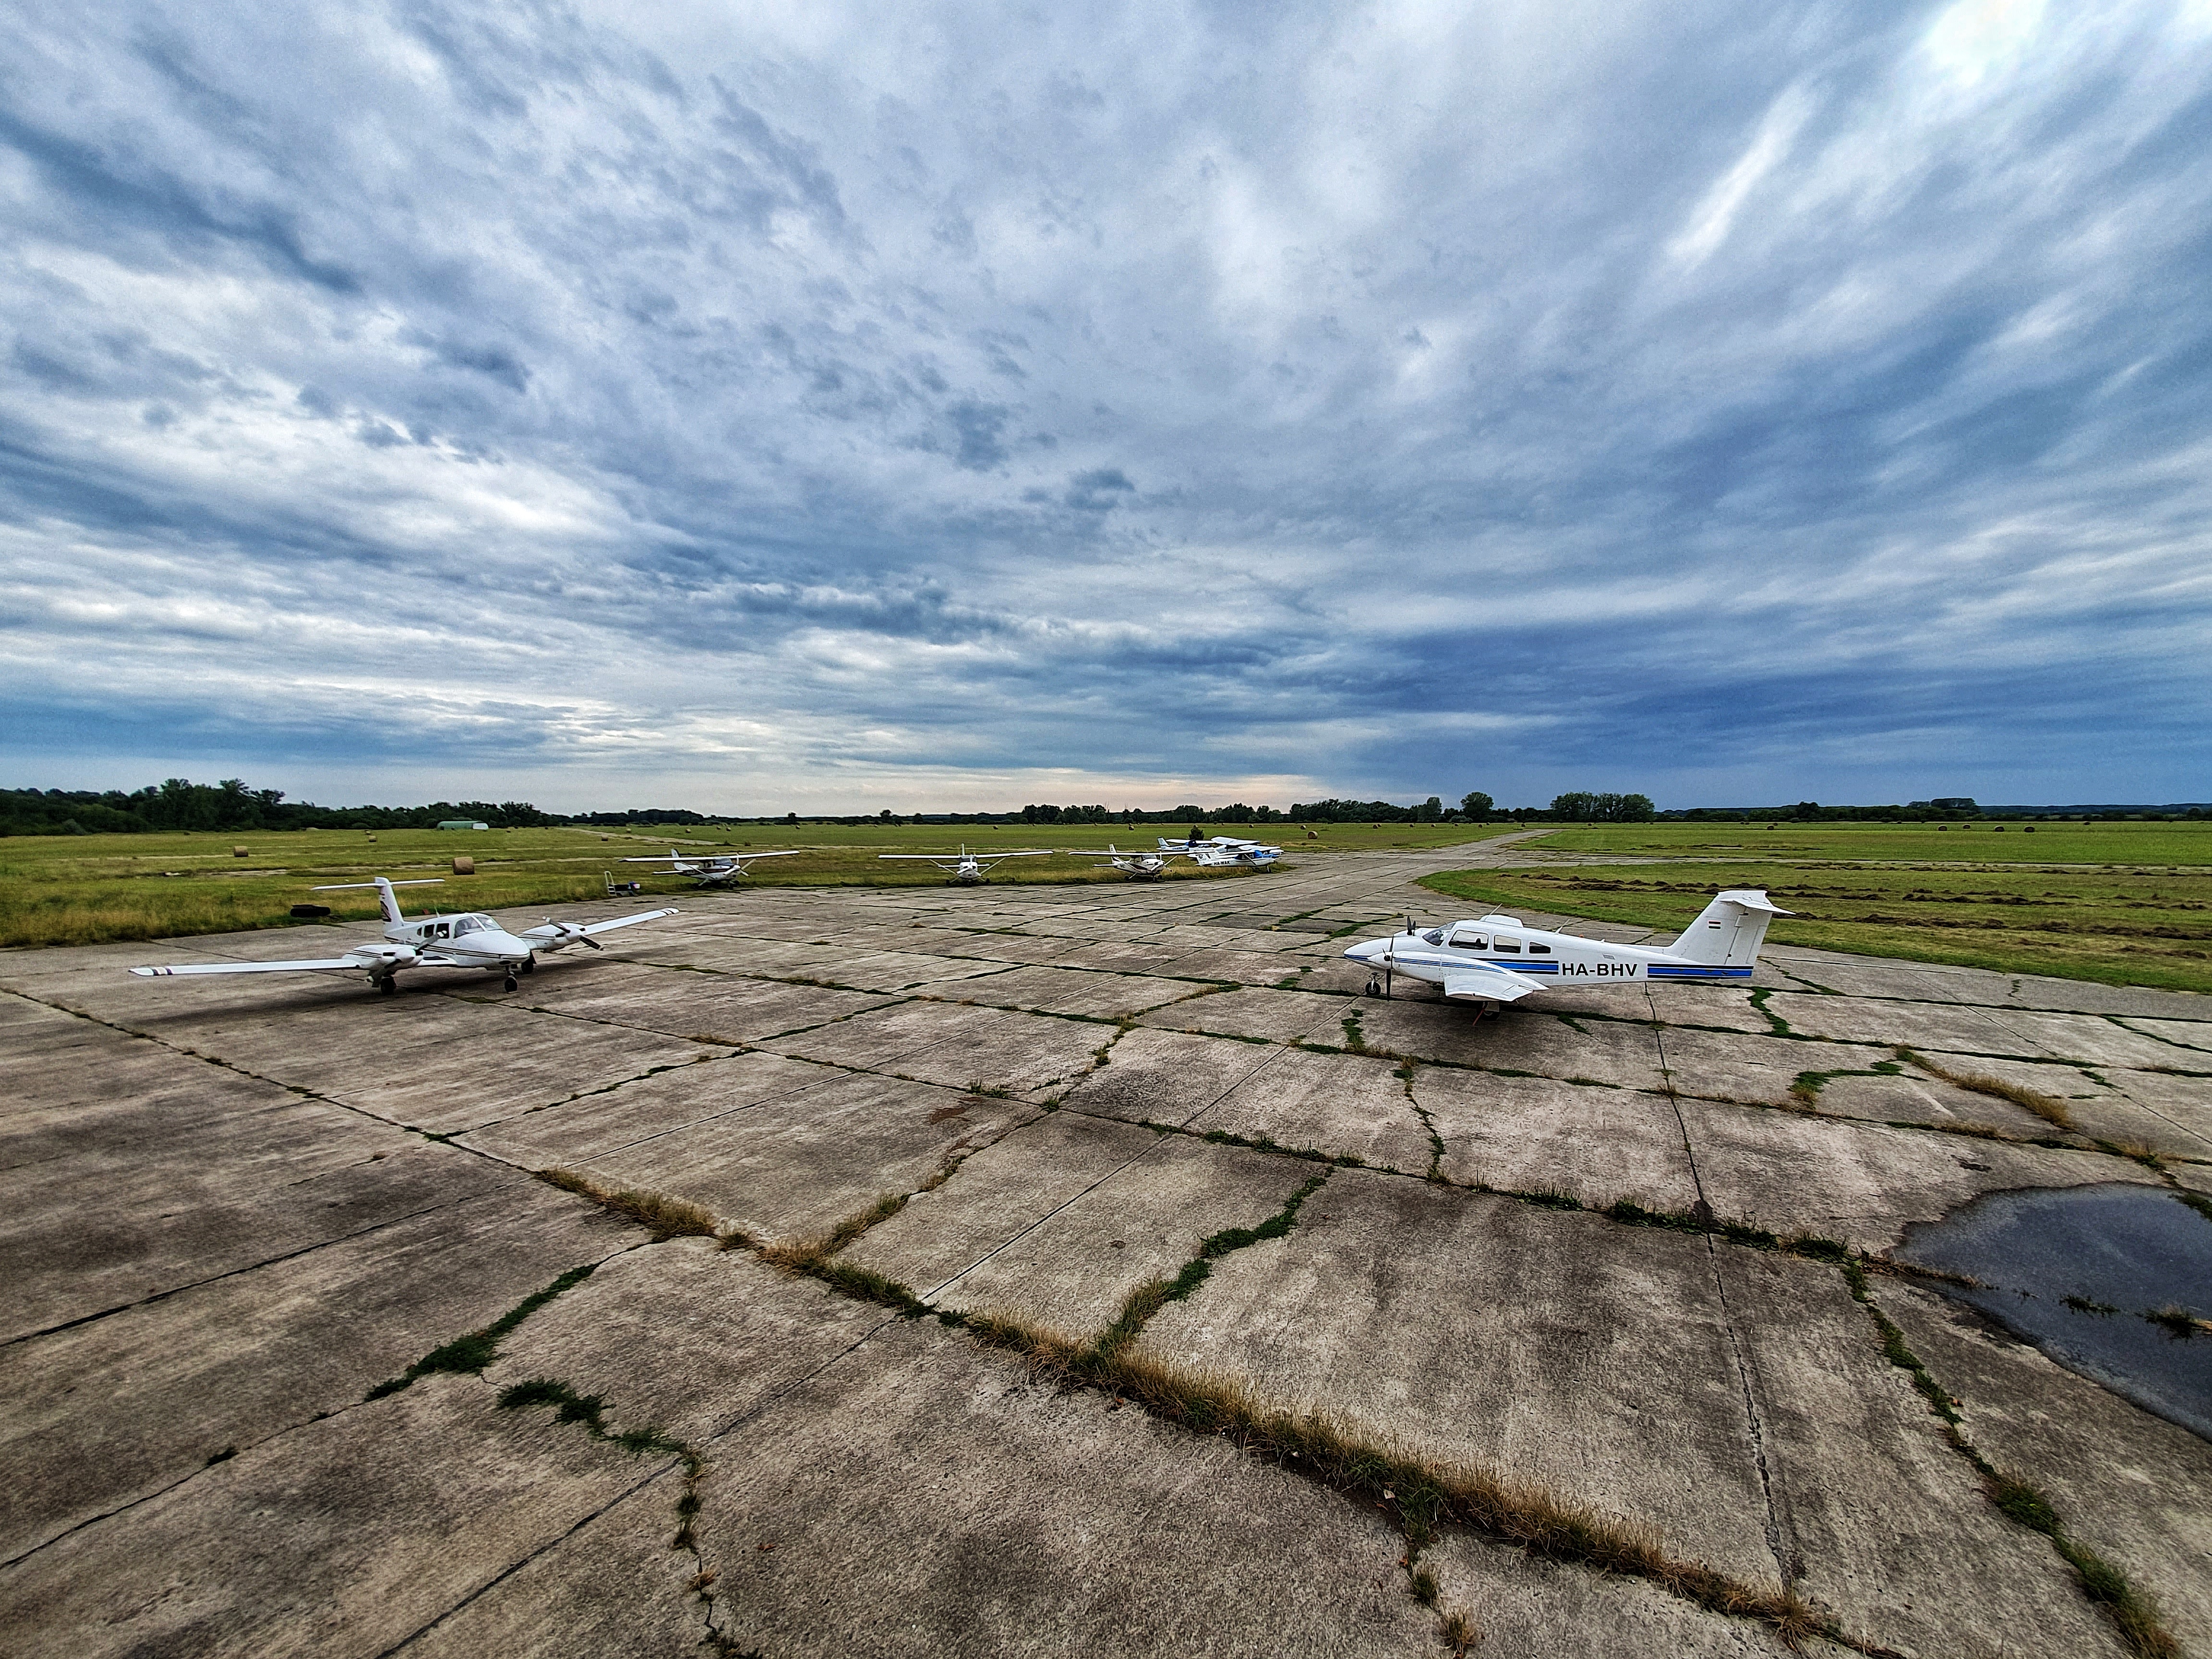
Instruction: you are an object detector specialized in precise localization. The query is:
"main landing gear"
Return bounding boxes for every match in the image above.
[376,977,397,996]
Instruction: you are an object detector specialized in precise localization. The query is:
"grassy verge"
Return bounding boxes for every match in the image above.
[1418,864,2212,995]
[1518,822,2212,866]
[0,823,1506,949]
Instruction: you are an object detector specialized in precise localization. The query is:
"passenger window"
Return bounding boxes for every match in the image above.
[1528,943,1551,955]
[1493,938,1522,954]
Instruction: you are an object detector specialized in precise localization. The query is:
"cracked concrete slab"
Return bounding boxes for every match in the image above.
[1675,1100,2163,1251]
[10,847,2209,1659]
[1134,1171,1788,1590]
[401,1473,706,1659]
[1419,1533,1849,1657]
[486,1238,891,1444]
[1054,1026,1283,1125]
[1193,1046,1435,1172]
[2,1110,509,1343]
[1413,1068,1701,1211]
[1810,1069,2056,1134]
[578,1070,1039,1243]
[1873,1278,2212,1658]
[877,1007,1118,1098]
[0,1372,660,1659]
[118,995,732,1136]
[456,1050,841,1166]
[855,1121,1317,1337]
[1136,986,1346,1043]
[1,1178,631,1564]
[1714,1249,2133,1659]
[1758,991,2039,1054]
[510,962,896,1043]
[691,1317,1436,1659]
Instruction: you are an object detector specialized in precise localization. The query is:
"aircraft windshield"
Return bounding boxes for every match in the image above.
[452,915,492,935]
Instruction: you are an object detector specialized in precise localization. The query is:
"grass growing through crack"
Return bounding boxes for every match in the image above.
[1090,1172,1332,1359]
[365,1262,599,1399]
[1841,1261,2180,1657]
[541,1168,726,1240]
[1896,1047,2076,1130]
[961,1313,1833,1647]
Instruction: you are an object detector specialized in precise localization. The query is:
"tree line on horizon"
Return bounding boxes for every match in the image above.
[4,779,2198,839]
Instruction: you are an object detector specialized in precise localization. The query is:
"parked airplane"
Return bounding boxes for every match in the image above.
[1075,843,1186,880]
[1157,829,1283,867]
[1344,889,1789,1010]
[621,847,801,887]
[129,877,678,995]
[878,845,1054,885]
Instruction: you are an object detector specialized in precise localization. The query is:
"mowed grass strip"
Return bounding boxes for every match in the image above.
[1419,862,2212,994]
[1521,821,2212,866]
[0,822,1509,948]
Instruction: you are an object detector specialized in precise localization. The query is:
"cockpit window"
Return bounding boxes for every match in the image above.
[453,916,482,935]
[1448,930,1488,950]
[1420,929,1446,946]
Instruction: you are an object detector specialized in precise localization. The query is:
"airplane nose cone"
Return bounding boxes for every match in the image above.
[1344,940,1376,962]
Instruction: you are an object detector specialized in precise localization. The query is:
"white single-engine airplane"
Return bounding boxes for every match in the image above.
[621,847,801,887]
[129,877,678,995]
[878,845,1054,885]
[1075,843,1187,881]
[1344,889,1789,1011]
[1158,830,1283,867]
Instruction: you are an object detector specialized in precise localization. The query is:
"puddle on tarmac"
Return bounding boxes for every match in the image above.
[1894,1183,2212,1440]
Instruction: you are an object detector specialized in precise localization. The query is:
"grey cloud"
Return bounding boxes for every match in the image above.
[1,1,2209,810]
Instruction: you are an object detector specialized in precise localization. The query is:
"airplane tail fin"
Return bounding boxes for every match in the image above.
[1669,890,1791,967]
[310,876,440,924]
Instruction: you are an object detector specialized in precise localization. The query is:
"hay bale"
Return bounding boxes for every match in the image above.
[451,855,475,875]
[232,845,249,858]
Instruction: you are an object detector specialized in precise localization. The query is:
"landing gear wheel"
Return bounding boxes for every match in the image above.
[503,974,519,992]
[520,956,535,975]
[377,979,396,997]
[1364,977,1381,998]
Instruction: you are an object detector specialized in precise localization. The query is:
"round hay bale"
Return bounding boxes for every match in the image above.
[451,855,475,875]
[232,845,250,857]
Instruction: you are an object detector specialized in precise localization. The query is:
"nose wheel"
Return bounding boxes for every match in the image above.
[503,973,519,991]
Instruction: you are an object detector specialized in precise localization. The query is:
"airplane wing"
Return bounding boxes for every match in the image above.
[1441,964,1544,1004]
[733,850,801,861]
[522,907,680,942]
[131,957,363,977]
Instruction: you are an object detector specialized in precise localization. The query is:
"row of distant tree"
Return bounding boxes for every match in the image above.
[0,780,712,837]
[10,779,2195,839]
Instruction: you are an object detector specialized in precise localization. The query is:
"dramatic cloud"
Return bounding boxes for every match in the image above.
[3,0,2209,810]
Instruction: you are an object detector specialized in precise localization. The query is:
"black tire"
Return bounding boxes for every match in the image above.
[520,956,535,975]
[504,975,518,992]
[378,979,396,996]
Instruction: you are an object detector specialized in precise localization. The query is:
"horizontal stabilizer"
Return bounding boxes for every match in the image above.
[522,907,679,941]
[1443,964,1542,1004]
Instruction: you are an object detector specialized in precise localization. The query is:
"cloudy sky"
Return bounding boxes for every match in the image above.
[4,0,2209,813]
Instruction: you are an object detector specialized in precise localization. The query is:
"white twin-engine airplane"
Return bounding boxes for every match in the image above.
[129,877,678,996]
[1344,889,1790,1011]
[622,847,801,887]
[1158,830,1283,867]
[877,845,1054,885]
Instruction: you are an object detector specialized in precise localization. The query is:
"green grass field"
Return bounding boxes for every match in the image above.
[1420,860,2212,995]
[1521,821,2212,866]
[0,821,1497,949]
